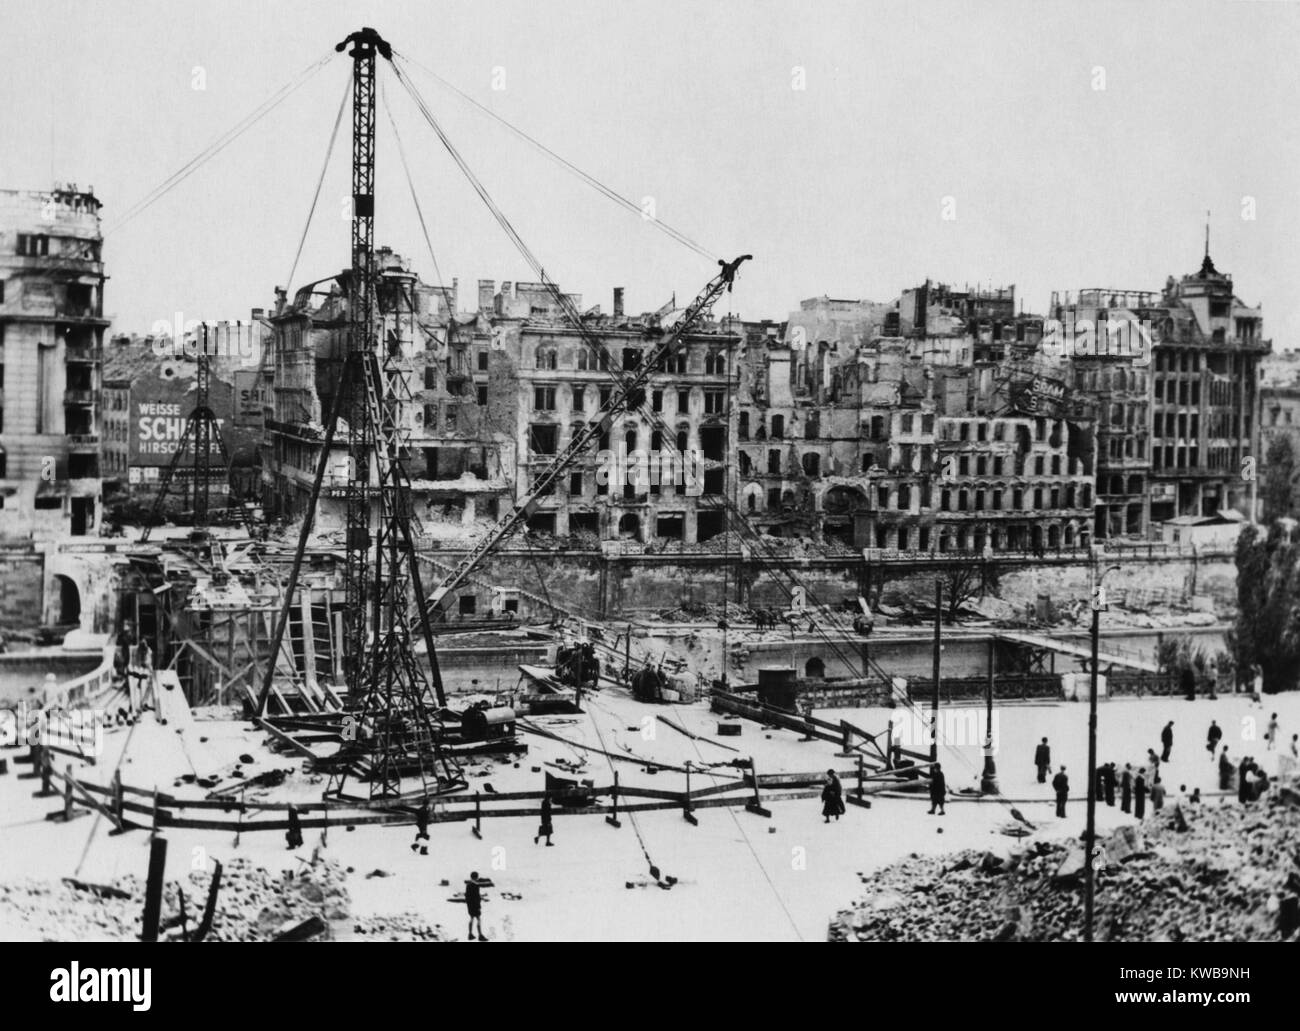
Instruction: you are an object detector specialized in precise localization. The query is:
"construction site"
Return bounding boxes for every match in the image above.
[2,15,1298,950]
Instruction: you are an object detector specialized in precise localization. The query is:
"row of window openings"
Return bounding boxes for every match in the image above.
[536,467,726,498]
[1151,446,1241,472]
[862,523,1082,552]
[0,454,97,479]
[531,347,727,375]
[528,425,728,459]
[534,385,725,415]
[1152,412,1245,439]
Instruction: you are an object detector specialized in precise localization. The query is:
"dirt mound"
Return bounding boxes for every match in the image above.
[0,855,450,942]
[830,791,1300,942]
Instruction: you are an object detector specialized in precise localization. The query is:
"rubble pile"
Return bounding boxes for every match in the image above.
[0,856,448,942]
[830,792,1300,942]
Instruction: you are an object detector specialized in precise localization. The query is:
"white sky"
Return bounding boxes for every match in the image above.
[3,0,1298,345]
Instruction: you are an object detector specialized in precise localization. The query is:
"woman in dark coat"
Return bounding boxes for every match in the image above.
[1120,764,1133,813]
[534,792,555,845]
[821,769,845,822]
[286,805,304,849]
[1218,747,1234,791]
[927,763,947,816]
[1133,772,1147,819]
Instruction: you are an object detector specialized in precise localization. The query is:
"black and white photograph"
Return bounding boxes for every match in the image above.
[0,0,1296,992]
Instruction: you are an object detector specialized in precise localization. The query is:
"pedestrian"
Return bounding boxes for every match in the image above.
[411,796,430,855]
[822,769,845,822]
[1206,720,1222,759]
[1150,777,1165,812]
[1218,747,1234,791]
[1034,737,1051,784]
[465,871,486,941]
[534,791,555,845]
[1265,713,1279,751]
[1291,733,1299,759]
[1189,787,1201,804]
[1160,721,1174,763]
[1237,757,1252,804]
[927,763,946,816]
[1052,765,1069,819]
[1103,762,1116,807]
[1120,763,1133,813]
[286,805,304,850]
[1251,665,1263,706]
[1133,771,1147,819]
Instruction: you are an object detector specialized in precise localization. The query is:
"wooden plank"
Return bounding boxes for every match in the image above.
[253,717,321,760]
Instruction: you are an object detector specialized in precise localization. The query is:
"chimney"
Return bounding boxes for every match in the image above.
[497,282,512,317]
[477,279,495,313]
[614,287,625,318]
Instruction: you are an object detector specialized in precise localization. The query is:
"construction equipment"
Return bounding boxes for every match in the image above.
[139,323,258,544]
[422,254,750,615]
[255,28,464,801]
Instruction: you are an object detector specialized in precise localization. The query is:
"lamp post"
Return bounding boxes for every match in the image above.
[1084,561,1122,943]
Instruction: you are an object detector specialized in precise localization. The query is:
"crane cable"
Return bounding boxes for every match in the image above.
[391,50,718,262]
[389,56,1030,825]
[286,72,351,292]
[381,78,448,296]
[105,50,336,237]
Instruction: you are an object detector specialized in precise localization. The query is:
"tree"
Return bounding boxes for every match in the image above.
[1262,434,1297,522]
[1232,522,1300,693]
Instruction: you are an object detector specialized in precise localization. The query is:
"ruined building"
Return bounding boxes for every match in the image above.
[735,284,1095,554]
[489,281,739,546]
[259,249,511,533]
[1053,249,1269,534]
[0,186,107,538]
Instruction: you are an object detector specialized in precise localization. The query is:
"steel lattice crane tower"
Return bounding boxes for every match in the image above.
[256,28,463,801]
[139,323,257,543]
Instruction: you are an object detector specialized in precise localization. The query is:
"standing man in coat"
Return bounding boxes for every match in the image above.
[1034,737,1051,784]
[1103,762,1117,807]
[1120,763,1133,813]
[821,769,845,823]
[1219,746,1234,791]
[1160,721,1174,763]
[411,796,430,855]
[534,791,555,845]
[927,762,947,816]
[1052,765,1069,818]
[1133,771,1148,819]
[1206,720,1222,759]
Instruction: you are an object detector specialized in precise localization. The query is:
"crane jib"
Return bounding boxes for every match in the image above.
[424,256,749,612]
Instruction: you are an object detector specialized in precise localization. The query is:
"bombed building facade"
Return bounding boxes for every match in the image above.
[0,186,107,539]
[1052,249,1269,538]
[258,249,511,533]
[489,282,740,547]
[255,257,1269,555]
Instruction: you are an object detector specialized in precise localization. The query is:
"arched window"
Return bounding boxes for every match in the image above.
[801,452,821,477]
[577,350,590,371]
[535,345,558,370]
[805,657,825,679]
[771,414,785,439]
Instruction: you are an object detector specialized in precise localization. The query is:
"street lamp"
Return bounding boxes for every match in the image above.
[1084,562,1122,943]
